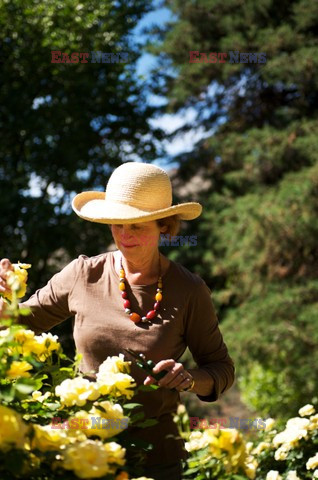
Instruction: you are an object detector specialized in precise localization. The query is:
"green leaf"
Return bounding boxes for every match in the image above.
[123,403,143,410]
[134,418,158,428]
[137,384,159,391]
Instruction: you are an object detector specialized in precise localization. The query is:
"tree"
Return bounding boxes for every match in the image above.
[0,0,163,292]
[146,0,318,417]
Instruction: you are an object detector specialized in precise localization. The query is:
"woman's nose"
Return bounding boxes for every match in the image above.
[120,226,133,238]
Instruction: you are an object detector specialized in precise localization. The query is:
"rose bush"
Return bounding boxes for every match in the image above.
[0,262,154,480]
[174,403,318,479]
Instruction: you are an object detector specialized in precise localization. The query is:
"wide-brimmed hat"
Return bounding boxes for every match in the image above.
[72,162,202,224]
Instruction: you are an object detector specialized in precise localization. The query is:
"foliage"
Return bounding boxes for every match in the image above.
[0,0,162,291]
[0,263,155,479]
[252,404,318,480]
[173,403,318,480]
[144,0,318,419]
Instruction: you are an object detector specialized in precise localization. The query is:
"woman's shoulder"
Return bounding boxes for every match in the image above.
[66,252,112,276]
[75,252,111,265]
[168,258,206,290]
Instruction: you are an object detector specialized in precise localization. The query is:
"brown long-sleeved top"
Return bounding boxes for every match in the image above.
[20,251,235,466]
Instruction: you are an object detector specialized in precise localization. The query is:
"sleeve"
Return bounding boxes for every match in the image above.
[18,258,81,335]
[183,278,235,402]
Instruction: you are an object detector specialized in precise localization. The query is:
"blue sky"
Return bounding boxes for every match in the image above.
[128,4,213,169]
[133,5,175,77]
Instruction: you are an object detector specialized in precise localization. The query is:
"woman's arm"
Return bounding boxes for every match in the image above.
[145,278,235,400]
[0,257,80,334]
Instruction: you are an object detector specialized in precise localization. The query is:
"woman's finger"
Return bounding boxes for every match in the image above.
[0,259,13,272]
[152,359,175,374]
[143,375,157,386]
[164,370,190,389]
[157,363,184,387]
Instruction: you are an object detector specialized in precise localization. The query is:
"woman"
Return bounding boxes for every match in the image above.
[0,162,235,480]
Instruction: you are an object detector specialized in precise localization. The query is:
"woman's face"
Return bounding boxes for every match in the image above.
[110,220,167,260]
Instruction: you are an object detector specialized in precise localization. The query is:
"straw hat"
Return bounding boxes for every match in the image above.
[72,162,202,224]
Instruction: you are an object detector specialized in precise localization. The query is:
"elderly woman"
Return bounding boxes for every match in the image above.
[0,162,235,480]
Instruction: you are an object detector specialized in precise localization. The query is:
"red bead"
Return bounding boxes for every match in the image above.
[122,292,128,299]
[154,302,160,310]
[146,310,156,319]
[123,299,131,308]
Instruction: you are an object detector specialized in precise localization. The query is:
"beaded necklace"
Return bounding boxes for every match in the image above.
[118,255,162,324]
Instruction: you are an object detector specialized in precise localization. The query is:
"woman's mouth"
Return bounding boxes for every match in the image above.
[121,242,139,248]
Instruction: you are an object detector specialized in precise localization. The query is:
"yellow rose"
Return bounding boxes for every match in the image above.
[74,401,129,440]
[307,453,318,470]
[200,427,247,473]
[32,424,69,452]
[98,354,131,375]
[309,414,318,430]
[265,418,276,431]
[32,391,51,402]
[13,329,36,355]
[97,372,136,399]
[4,263,31,301]
[104,441,126,473]
[218,428,240,454]
[13,330,60,360]
[0,328,10,339]
[274,444,290,461]
[62,439,112,478]
[131,478,155,480]
[245,459,258,480]
[298,404,315,417]
[266,471,282,480]
[0,405,30,451]
[286,471,301,480]
[31,424,86,452]
[55,377,100,407]
[32,332,60,360]
[185,431,209,451]
[177,404,186,415]
[6,360,33,378]
[273,418,309,448]
[252,442,271,455]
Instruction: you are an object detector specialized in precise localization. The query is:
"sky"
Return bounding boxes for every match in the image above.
[130,3,212,170]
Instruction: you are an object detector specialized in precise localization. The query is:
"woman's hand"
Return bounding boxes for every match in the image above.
[0,259,13,317]
[144,359,194,392]
[0,258,13,295]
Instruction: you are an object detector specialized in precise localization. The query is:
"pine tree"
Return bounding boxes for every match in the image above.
[148,0,318,417]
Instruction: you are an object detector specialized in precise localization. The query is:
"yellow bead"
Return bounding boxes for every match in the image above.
[155,292,162,302]
[120,269,125,277]
[119,283,126,291]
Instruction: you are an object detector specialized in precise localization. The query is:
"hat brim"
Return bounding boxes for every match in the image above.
[72,191,202,224]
